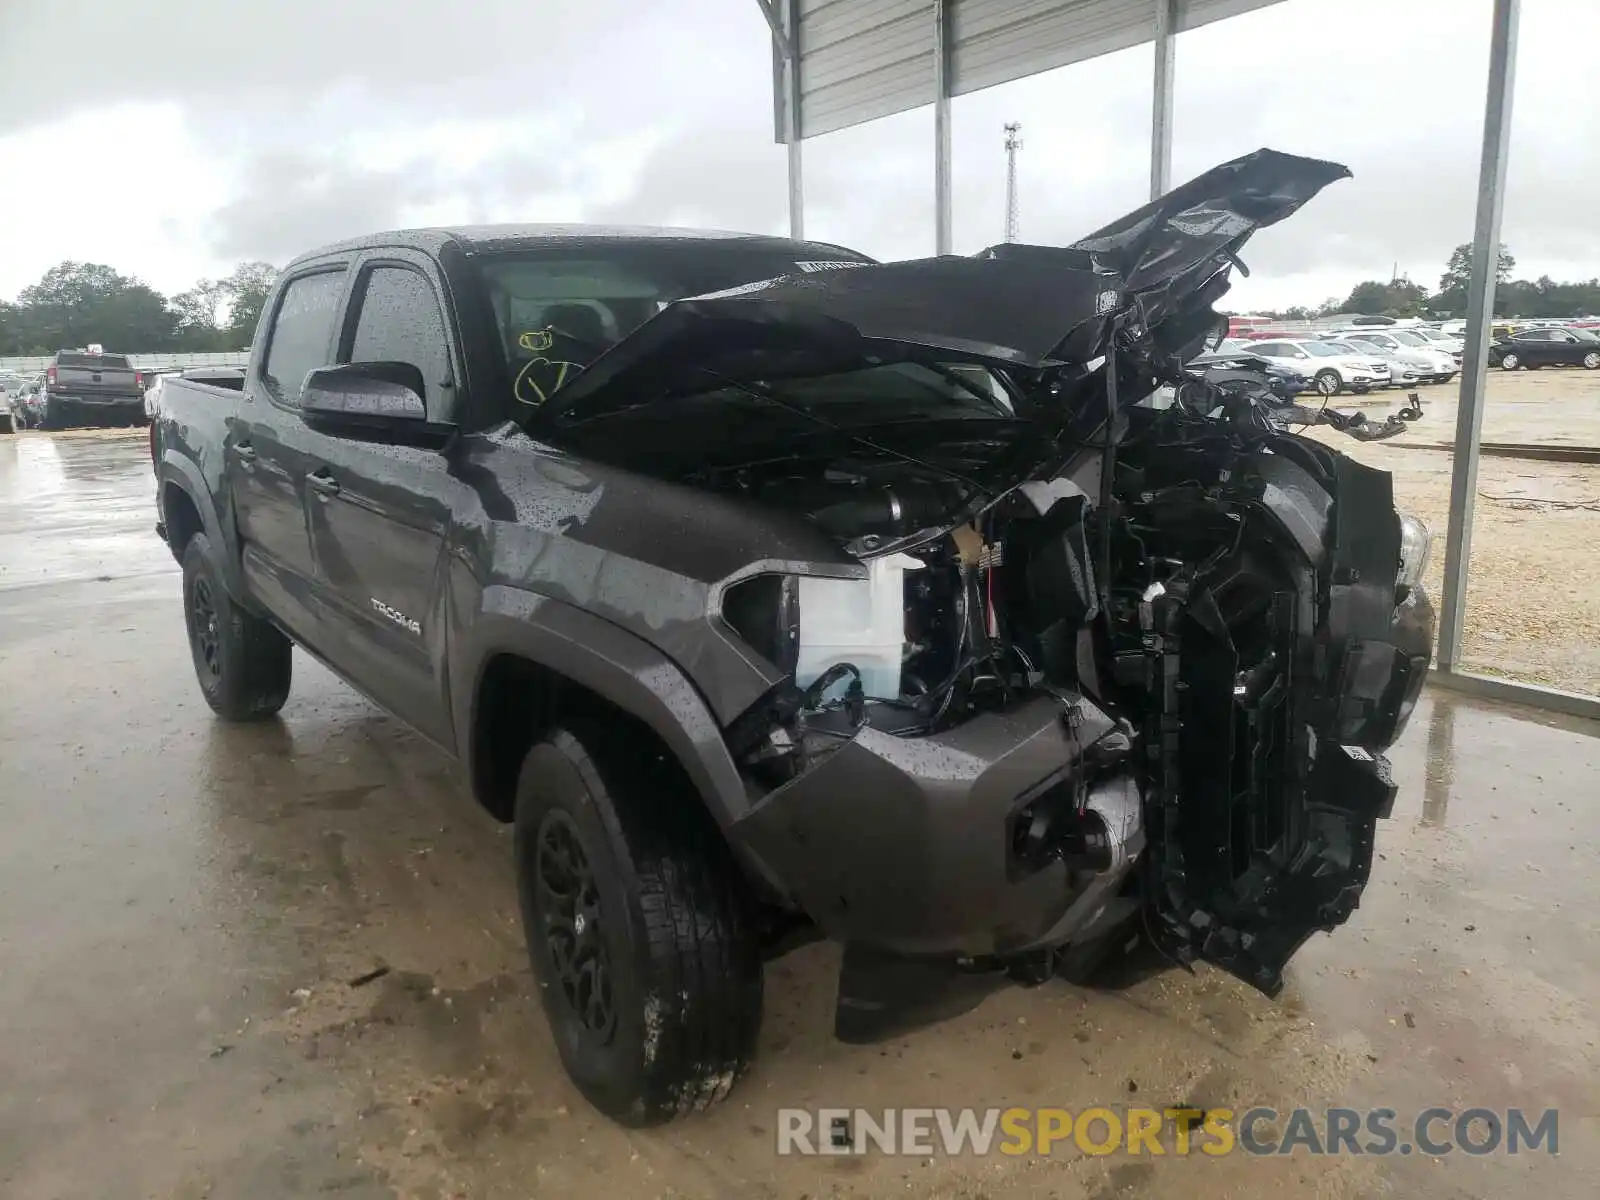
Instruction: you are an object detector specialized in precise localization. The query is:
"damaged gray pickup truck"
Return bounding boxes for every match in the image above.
[151,149,1434,1125]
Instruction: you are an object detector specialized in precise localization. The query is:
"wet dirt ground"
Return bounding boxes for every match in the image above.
[2,429,1597,1199]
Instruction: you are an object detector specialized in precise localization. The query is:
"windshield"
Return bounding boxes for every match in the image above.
[1417,329,1452,341]
[477,245,870,414]
[1390,331,1427,346]
[1303,342,1345,357]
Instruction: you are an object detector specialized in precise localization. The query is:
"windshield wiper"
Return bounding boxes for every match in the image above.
[915,361,1016,415]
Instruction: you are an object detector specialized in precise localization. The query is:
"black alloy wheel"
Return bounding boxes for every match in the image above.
[187,574,223,685]
[534,809,617,1042]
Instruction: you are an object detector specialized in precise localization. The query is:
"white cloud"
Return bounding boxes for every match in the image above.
[1,0,1597,310]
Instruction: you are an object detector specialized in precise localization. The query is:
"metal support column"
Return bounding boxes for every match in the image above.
[934,0,953,254]
[1437,0,1519,672]
[784,0,805,240]
[1150,0,1177,200]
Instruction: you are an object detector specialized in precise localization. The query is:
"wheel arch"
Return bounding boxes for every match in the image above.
[458,588,757,841]
[158,453,245,596]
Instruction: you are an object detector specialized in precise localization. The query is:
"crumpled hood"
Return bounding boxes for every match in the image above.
[534,148,1350,431]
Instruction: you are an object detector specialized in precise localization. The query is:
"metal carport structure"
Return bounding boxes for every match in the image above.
[755,0,1598,721]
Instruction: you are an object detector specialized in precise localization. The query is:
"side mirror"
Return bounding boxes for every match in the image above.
[300,362,449,446]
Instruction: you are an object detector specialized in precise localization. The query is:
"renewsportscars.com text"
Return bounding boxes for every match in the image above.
[776,1106,1559,1158]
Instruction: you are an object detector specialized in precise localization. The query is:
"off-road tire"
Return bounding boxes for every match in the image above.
[514,724,762,1126]
[181,532,292,720]
[1313,369,1343,397]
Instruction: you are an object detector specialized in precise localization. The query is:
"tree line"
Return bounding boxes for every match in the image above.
[1250,243,1600,322]
[4,241,1595,356]
[0,261,278,356]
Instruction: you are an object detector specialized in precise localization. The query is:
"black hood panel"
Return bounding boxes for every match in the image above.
[535,148,1351,434]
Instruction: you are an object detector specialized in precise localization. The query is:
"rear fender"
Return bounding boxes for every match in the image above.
[158,451,246,598]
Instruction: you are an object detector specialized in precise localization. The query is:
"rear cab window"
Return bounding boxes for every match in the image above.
[262,270,347,405]
[56,352,131,369]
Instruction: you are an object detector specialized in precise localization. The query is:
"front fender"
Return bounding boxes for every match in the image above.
[456,585,757,838]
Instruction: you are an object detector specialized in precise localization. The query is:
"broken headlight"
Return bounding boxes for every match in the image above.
[1397,513,1431,593]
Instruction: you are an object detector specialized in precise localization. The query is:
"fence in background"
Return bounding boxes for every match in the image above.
[0,351,249,375]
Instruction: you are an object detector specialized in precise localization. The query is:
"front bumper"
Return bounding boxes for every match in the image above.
[732,694,1137,958]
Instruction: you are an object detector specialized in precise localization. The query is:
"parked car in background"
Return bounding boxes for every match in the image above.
[34,350,147,429]
[1488,326,1600,370]
[1333,330,1457,383]
[1411,326,1465,354]
[1322,339,1423,388]
[0,370,27,432]
[8,377,48,429]
[1187,343,1310,400]
[1241,338,1390,395]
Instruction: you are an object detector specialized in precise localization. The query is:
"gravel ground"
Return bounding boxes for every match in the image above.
[1308,367,1600,695]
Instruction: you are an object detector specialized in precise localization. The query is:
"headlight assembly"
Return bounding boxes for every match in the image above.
[1397,513,1431,592]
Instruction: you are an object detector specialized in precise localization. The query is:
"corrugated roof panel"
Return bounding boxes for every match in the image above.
[778,0,1288,140]
[797,0,936,138]
[951,0,1146,96]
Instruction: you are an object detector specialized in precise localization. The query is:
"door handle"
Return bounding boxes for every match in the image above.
[233,443,257,462]
[308,472,341,498]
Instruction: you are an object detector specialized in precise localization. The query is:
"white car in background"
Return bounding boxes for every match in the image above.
[1242,338,1391,396]
[1322,339,1423,388]
[1333,329,1459,382]
[1412,326,1466,354]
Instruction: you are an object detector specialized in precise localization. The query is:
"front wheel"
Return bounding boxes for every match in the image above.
[1314,369,1343,397]
[1500,352,1520,370]
[514,725,762,1126]
[181,532,292,720]
[1583,352,1600,370]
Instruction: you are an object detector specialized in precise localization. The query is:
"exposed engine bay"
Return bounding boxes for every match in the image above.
[529,149,1436,1028]
[703,354,1432,1012]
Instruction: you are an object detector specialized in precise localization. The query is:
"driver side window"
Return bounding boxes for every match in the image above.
[343,265,454,421]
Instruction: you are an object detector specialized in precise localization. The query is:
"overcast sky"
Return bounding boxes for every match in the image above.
[1,0,1596,311]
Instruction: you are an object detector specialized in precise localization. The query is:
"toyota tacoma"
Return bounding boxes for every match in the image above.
[150,149,1434,1125]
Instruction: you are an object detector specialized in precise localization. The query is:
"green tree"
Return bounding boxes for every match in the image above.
[17,261,177,352]
[1338,277,1428,317]
[169,279,234,350]
[1341,280,1392,315]
[1433,242,1515,313]
[0,301,20,355]
[220,262,278,345]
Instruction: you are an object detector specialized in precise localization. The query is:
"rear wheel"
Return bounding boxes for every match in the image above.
[1313,369,1343,397]
[1500,352,1520,370]
[514,724,762,1126]
[181,532,292,720]
[1583,352,1600,370]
